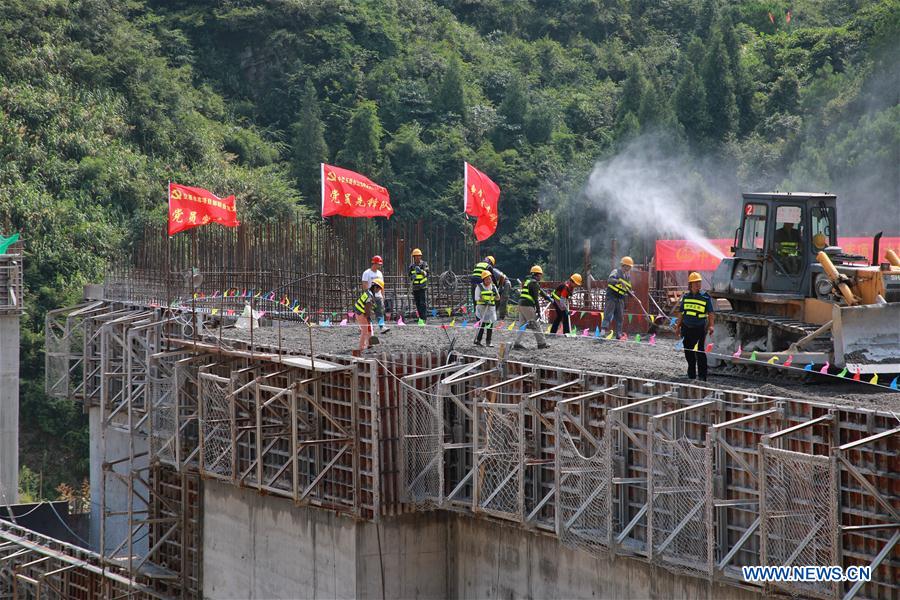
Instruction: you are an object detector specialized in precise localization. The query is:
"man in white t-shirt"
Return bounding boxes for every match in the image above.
[362,255,388,333]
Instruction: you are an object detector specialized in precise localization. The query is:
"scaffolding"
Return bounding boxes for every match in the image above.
[3,300,897,600]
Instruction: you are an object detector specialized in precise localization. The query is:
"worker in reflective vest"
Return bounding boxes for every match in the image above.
[470,255,497,307]
[600,256,634,337]
[675,272,715,381]
[473,271,498,347]
[354,279,383,352]
[514,265,552,350]
[408,248,429,322]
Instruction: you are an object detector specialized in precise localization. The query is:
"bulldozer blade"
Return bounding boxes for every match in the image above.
[833,303,900,374]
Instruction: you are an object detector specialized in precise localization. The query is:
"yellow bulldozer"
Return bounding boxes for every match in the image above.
[709,192,900,376]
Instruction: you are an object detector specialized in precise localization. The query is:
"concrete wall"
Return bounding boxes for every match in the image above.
[203,481,759,600]
[88,406,148,554]
[0,317,19,506]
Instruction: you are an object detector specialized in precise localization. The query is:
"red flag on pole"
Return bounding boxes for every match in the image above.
[321,163,393,218]
[168,183,239,236]
[463,162,500,242]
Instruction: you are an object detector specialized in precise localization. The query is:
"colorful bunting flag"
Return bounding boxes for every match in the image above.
[635,334,641,343]
[619,333,628,341]
[869,373,878,385]
[649,334,656,346]
[447,307,452,316]
[431,308,437,318]
[804,363,814,371]
[889,377,898,390]
[692,342,699,352]
[704,343,713,353]
[675,339,684,350]
[339,319,348,326]
[767,356,779,364]
[784,355,793,367]
[508,322,515,331]
[594,326,601,338]
[837,368,847,378]
[605,330,614,340]
[732,345,742,358]
[750,351,758,361]
[820,361,830,374]
[418,318,425,326]
[852,368,861,381]
[398,316,406,326]
[582,328,589,337]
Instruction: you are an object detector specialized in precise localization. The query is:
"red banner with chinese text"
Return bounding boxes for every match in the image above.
[321,164,393,218]
[464,162,500,242]
[168,183,239,236]
[655,237,900,271]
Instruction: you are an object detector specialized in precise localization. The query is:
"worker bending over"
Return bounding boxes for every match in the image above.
[470,255,497,307]
[600,256,633,337]
[675,272,715,382]
[550,273,582,335]
[362,255,388,334]
[513,265,552,350]
[354,279,384,352]
[408,248,429,322]
[473,271,498,347]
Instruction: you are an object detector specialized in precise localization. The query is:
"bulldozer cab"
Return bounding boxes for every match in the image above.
[734,193,837,295]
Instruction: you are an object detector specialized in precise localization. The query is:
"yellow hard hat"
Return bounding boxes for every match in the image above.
[813,234,827,249]
[372,279,385,289]
[688,272,702,283]
[486,255,496,265]
[481,271,493,280]
[530,265,544,275]
[570,273,583,286]
[411,248,423,257]
[620,256,634,267]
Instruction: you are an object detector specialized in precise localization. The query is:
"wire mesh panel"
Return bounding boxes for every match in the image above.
[149,356,179,465]
[474,401,524,521]
[556,421,612,555]
[200,373,233,480]
[761,446,837,599]
[649,434,712,572]
[400,385,443,505]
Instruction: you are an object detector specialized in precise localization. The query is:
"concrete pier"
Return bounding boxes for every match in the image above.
[0,254,22,506]
[204,480,758,600]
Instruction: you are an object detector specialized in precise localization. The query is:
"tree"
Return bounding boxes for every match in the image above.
[617,57,647,120]
[768,70,801,114]
[673,60,709,143]
[493,75,529,149]
[291,79,328,199]
[701,27,738,141]
[337,100,384,174]
[719,11,755,133]
[434,57,466,120]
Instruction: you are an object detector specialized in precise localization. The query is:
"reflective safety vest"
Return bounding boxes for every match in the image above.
[680,293,711,324]
[472,261,490,279]
[607,270,632,297]
[778,241,799,256]
[409,262,428,288]
[354,290,374,314]
[476,287,497,306]
[519,278,537,306]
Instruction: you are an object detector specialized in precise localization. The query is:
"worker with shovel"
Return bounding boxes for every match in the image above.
[354,279,384,353]
[549,273,582,335]
[600,256,633,338]
[513,265,552,350]
[473,271,498,347]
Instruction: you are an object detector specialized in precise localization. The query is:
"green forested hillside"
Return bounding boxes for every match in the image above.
[1,0,897,496]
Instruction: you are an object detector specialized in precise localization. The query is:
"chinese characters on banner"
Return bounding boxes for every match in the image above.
[463,162,500,241]
[655,238,900,271]
[321,163,393,218]
[168,183,239,236]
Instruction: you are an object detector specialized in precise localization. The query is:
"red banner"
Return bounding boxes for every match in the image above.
[464,162,500,241]
[168,183,239,236]
[655,237,900,271]
[321,164,392,218]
